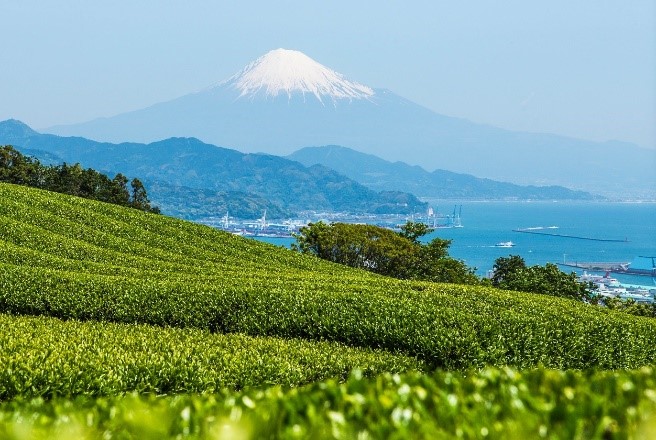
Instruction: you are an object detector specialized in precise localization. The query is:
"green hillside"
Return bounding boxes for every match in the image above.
[1,182,656,438]
[2,182,656,370]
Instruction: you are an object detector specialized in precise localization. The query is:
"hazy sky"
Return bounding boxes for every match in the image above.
[2,0,655,148]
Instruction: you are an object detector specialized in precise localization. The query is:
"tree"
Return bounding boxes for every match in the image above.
[0,145,41,186]
[398,221,433,244]
[491,255,593,302]
[491,255,527,286]
[0,146,159,214]
[110,173,130,205]
[130,178,149,210]
[51,163,85,196]
[421,257,479,285]
[604,297,656,318]
[293,222,419,279]
[420,236,452,261]
[293,221,478,284]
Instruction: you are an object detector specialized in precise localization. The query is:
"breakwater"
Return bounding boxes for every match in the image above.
[560,262,629,271]
[513,228,629,243]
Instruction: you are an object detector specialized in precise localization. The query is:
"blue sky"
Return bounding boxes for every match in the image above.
[1,0,654,148]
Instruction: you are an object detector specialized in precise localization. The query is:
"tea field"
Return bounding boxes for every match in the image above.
[1,182,656,438]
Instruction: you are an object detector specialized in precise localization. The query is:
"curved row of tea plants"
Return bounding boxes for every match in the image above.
[0,183,325,274]
[2,183,656,371]
[3,366,656,439]
[1,261,655,370]
[0,313,422,400]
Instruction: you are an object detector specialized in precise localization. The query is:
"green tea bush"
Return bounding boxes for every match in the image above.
[1,260,655,370]
[0,313,422,400]
[2,367,656,439]
[2,182,656,371]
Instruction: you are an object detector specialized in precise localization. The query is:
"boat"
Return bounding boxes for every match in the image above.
[494,241,515,248]
[579,271,621,288]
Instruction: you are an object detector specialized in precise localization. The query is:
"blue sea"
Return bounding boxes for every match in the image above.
[254,202,656,287]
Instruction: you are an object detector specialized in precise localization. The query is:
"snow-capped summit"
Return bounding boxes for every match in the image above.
[219,48,374,103]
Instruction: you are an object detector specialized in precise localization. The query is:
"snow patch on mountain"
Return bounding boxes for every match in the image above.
[219,48,374,104]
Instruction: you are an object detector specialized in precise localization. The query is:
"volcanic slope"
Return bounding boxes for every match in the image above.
[46,48,656,197]
[2,182,656,376]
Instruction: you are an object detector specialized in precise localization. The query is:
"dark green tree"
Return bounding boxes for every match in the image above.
[419,254,479,285]
[50,163,85,196]
[293,222,418,279]
[604,297,656,318]
[491,255,527,286]
[398,221,433,244]
[110,173,130,205]
[420,236,452,261]
[0,146,41,186]
[491,255,593,302]
[0,145,159,214]
[293,221,477,284]
[130,178,148,209]
[130,178,160,214]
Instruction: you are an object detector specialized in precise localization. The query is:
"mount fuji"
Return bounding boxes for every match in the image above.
[47,48,655,198]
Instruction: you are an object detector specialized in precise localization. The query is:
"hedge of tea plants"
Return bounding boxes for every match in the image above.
[2,366,656,439]
[3,183,656,438]
[0,313,422,399]
[1,183,656,371]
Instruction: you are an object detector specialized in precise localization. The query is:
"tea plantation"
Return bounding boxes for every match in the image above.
[1,182,655,438]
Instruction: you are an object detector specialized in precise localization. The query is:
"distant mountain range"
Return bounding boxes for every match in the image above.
[0,120,426,219]
[1,119,599,221]
[45,48,655,199]
[288,146,597,201]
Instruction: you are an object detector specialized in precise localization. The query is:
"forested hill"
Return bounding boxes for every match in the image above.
[289,145,599,200]
[0,119,427,218]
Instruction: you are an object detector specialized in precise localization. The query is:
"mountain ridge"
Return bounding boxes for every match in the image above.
[3,119,601,208]
[288,145,597,201]
[0,119,426,218]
